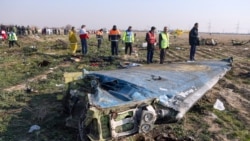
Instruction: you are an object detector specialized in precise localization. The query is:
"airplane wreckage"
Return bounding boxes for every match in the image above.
[231,39,250,46]
[62,57,233,141]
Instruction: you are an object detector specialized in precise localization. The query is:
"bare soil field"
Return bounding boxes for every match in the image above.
[0,32,249,141]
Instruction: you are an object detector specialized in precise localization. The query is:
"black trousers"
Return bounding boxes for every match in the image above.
[125,42,132,55]
[97,39,102,49]
[147,44,155,63]
[160,48,167,64]
[111,41,119,55]
[190,44,197,61]
[9,40,20,47]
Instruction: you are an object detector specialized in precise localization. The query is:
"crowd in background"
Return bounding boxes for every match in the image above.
[0,24,38,35]
[1,23,199,63]
[0,24,70,36]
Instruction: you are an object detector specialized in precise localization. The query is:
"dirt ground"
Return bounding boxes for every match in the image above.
[1,32,250,141]
[150,33,250,141]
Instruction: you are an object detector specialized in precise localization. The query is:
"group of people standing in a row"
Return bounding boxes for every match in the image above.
[68,22,199,63]
[68,25,136,57]
[145,26,169,64]
[0,25,38,36]
[145,22,199,63]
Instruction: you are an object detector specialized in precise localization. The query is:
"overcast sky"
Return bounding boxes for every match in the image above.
[1,0,250,33]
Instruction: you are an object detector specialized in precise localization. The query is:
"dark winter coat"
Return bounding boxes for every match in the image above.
[189,27,199,46]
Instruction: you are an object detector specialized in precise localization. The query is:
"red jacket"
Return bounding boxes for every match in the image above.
[79,34,89,39]
[79,28,89,39]
[146,32,156,44]
[1,30,7,40]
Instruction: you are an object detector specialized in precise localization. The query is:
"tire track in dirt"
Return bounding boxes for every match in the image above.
[218,78,250,125]
[202,48,228,58]
[220,88,250,125]
[196,49,214,59]
[166,50,177,59]
[198,45,248,61]
[201,80,250,140]
[219,46,249,58]
[3,70,52,92]
[233,63,250,73]
[168,49,188,61]
[3,63,71,92]
[152,49,187,62]
[223,64,250,101]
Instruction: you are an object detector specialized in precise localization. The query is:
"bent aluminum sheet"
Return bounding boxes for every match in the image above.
[88,59,231,119]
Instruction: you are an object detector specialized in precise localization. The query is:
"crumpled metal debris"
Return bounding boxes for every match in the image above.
[232,40,250,46]
[62,58,232,141]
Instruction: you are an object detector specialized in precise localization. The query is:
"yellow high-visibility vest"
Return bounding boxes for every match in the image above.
[122,31,134,43]
[160,32,169,49]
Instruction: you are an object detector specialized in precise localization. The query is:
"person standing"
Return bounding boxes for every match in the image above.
[122,26,134,55]
[68,26,78,56]
[159,26,170,64]
[8,30,20,48]
[145,26,157,64]
[79,25,89,55]
[1,29,7,40]
[108,25,121,56]
[95,28,103,49]
[189,23,199,61]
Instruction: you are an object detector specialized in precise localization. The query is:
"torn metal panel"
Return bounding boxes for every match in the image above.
[63,58,232,140]
[89,60,231,114]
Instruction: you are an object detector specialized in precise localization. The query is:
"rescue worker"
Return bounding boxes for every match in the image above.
[79,25,89,55]
[189,23,199,61]
[145,26,157,64]
[8,30,20,48]
[108,25,121,56]
[96,28,103,49]
[68,26,78,56]
[122,26,134,55]
[159,26,170,64]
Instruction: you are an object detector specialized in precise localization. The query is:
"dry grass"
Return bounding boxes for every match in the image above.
[0,32,249,141]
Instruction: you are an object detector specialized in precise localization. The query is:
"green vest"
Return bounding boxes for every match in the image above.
[160,32,169,49]
[8,32,17,41]
[122,31,134,43]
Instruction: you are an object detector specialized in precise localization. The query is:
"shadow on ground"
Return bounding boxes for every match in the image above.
[0,91,78,141]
